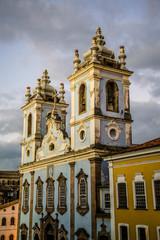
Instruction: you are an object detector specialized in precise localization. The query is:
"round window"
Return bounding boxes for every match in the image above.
[49,143,55,151]
[80,130,85,141]
[110,129,116,138]
[26,149,30,157]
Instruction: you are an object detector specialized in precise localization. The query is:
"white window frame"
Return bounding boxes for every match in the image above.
[116,175,128,209]
[152,171,160,210]
[157,226,160,240]
[104,192,110,210]
[133,173,147,210]
[136,225,149,240]
[118,223,129,240]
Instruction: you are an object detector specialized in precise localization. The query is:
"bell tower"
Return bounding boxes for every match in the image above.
[68,27,133,150]
[21,70,68,165]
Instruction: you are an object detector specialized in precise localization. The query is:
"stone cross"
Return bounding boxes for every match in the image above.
[53,92,58,109]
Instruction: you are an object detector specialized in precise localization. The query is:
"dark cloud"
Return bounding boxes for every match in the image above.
[0,108,22,135]
[132,100,160,144]
[0,141,21,170]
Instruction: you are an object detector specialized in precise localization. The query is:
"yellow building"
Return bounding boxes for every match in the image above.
[105,137,160,240]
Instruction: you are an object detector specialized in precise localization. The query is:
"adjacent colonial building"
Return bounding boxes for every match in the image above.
[0,171,20,205]
[0,199,19,240]
[106,137,160,240]
[18,27,133,240]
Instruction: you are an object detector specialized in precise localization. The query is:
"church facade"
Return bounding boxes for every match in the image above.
[18,28,133,240]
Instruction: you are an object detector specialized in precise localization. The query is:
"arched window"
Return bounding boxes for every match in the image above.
[79,83,86,114]
[9,235,14,240]
[46,180,54,211]
[106,80,118,112]
[27,113,32,137]
[76,169,89,216]
[1,235,5,240]
[2,217,6,226]
[35,177,43,214]
[10,217,15,225]
[34,233,39,240]
[22,179,30,214]
[57,173,67,215]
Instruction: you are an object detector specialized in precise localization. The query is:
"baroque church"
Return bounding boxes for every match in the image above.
[18,27,133,240]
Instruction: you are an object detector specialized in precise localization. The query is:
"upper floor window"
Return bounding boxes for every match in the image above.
[12,206,15,210]
[133,173,147,210]
[117,175,128,209]
[152,171,160,210]
[22,179,30,214]
[57,173,67,215]
[154,180,160,210]
[76,169,89,216]
[46,178,54,213]
[106,80,118,112]
[35,177,43,214]
[10,217,15,225]
[104,193,110,209]
[79,83,87,114]
[27,113,32,137]
[118,183,127,209]
[9,235,14,240]
[2,217,6,226]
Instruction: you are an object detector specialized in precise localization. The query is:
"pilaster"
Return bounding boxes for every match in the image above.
[89,157,102,240]
[17,173,23,240]
[69,162,75,240]
[29,171,35,240]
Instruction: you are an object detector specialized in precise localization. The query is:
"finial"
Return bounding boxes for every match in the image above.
[118,46,127,70]
[95,27,105,46]
[41,69,51,85]
[35,79,43,100]
[90,37,100,64]
[25,87,31,104]
[73,49,81,73]
[59,83,66,103]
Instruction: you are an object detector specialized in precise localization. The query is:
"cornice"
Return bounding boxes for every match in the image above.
[105,146,160,163]
[18,148,108,173]
[70,114,132,127]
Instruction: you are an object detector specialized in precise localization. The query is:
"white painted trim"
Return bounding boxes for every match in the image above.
[118,223,130,240]
[109,161,115,240]
[157,226,160,240]
[113,159,160,168]
[152,171,160,210]
[136,225,149,240]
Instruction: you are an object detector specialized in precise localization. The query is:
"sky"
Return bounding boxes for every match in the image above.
[0,0,160,170]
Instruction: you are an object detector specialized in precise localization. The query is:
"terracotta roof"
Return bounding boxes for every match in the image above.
[122,137,160,153]
[0,199,19,209]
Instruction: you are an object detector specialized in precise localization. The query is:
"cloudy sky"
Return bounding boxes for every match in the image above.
[0,0,160,170]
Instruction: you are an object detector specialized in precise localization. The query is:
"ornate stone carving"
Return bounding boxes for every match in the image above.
[77,122,89,143]
[105,120,121,141]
